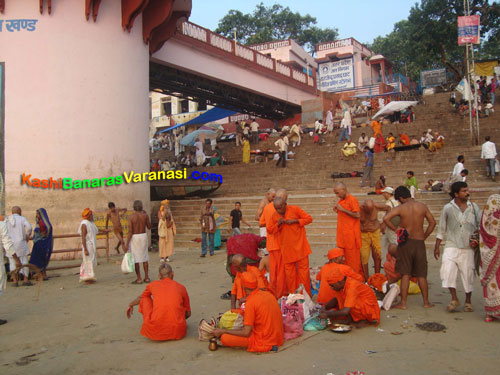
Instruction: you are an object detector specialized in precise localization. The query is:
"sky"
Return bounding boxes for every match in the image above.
[190,0,418,45]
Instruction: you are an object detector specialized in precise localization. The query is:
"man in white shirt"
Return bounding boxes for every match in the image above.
[250,119,260,144]
[6,207,33,286]
[274,133,287,168]
[314,119,324,133]
[434,181,481,312]
[452,155,465,177]
[481,136,498,181]
[358,132,369,152]
[339,118,349,142]
[1,216,21,325]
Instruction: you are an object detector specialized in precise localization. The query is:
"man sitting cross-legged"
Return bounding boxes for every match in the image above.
[126,263,191,341]
[213,272,284,353]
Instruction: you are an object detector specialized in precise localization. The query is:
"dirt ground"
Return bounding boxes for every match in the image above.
[1,246,499,375]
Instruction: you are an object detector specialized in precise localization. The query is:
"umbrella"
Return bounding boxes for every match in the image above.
[372,101,418,119]
[180,129,218,146]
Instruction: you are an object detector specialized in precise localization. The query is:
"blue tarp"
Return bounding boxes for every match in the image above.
[159,107,237,133]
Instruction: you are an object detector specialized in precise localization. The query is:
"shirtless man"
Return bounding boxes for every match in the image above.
[125,200,151,284]
[360,199,390,281]
[255,188,276,248]
[383,186,436,309]
[105,202,127,254]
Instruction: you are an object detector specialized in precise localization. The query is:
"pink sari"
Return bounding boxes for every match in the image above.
[479,194,500,318]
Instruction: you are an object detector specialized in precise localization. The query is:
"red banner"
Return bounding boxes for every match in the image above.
[458,15,480,45]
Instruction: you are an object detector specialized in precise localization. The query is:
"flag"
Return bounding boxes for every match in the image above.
[456,78,473,101]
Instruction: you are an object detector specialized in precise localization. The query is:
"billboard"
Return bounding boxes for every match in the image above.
[420,68,446,87]
[458,15,480,45]
[318,58,354,92]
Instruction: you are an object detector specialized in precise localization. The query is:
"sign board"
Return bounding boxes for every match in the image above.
[495,66,500,78]
[420,68,446,87]
[458,15,480,45]
[318,58,354,92]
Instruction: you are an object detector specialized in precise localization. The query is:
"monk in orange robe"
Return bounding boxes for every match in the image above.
[371,119,382,138]
[267,197,313,296]
[230,254,268,309]
[399,133,410,146]
[260,190,287,298]
[316,248,363,304]
[333,182,362,276]
[319,268,380,325]
[214,272,285,352]
[126,264,191,341]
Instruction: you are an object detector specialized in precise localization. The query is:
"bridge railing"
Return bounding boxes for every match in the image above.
[179,22,316,90]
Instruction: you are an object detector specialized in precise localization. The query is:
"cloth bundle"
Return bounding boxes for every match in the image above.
[217,310,244,330]
[198,318,216,341]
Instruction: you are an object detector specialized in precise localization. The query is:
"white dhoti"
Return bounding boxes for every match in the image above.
[440,247,475,293]
[8,255,29,277]
[130,233,149,263]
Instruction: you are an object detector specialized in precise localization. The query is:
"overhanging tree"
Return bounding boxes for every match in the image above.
[369,0,500,81]
[215,3,338,54]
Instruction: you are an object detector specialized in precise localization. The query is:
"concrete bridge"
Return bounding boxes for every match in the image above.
[151,21,318,119]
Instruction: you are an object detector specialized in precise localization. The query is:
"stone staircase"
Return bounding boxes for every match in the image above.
[153,92,499,253]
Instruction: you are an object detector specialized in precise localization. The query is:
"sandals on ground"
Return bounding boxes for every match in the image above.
[463,303,474,312]
[485,315,498,323]
[446,300,460,312]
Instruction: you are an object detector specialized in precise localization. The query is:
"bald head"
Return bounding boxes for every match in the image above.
[333,182,347,200]
[231,254,246,272]
[11,206,21,215]
[266,188,276,202]
[276,188,288,201]
[363,199,374,211]
[158,263,173,279]
[273,197,287,215]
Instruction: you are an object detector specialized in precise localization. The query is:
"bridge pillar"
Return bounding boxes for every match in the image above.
[1,1,150,236]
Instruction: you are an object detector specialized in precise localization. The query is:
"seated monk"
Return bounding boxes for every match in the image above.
[230,254,268,310]
[319,268,380,326]
[126,264,191,341]
[316,248,363,304]
[399,133,410,146]
[214,272,284,353]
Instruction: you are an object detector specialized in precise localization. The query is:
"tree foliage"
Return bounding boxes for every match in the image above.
[369,0,500,82]
[215,3,338,54]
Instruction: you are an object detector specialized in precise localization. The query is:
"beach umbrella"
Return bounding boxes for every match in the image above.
[180,129,218,146]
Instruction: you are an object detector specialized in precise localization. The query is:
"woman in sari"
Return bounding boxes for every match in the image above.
[158,199,176,262]
[29,208,53,280]
[373,133,386,153]
[479,194,500,322]
[212,206,228,250]
[242,136,250,164]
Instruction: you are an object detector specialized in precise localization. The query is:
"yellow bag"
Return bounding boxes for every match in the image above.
[397,280,421,295]
[217,311,244,330]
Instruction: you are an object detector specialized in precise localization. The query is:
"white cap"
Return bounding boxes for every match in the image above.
[381,187,394,194]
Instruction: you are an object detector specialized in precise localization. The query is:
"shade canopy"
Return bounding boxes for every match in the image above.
[160,107,237,133]
[372,101,418,119]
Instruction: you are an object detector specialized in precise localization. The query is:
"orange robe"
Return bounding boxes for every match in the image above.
[268,205,313,296]
[260,202,287,298]
[336,194,362,276]
[231,265,269,300]
[337,277,380,323]
[371,120,382,137]
[400,134,410,146]
[221,289,284,352]
[316,263,363,304]
[139,278,191,341]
